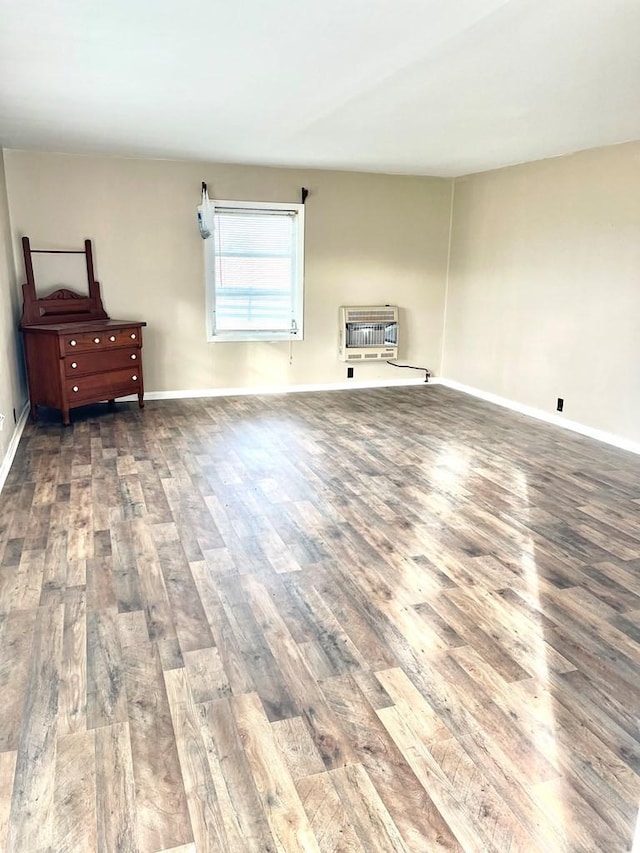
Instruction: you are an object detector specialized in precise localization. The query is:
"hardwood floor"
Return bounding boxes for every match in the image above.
[1,384,640,852]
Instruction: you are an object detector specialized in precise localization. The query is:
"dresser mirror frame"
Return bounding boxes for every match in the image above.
[20,236,109,326]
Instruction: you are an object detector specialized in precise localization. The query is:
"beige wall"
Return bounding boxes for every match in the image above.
[5,142,638,449]
[4,151,451,394]
[443,141,640,443]
[0,151,26,465]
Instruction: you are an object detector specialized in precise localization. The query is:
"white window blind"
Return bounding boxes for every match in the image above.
[206,200,304,341]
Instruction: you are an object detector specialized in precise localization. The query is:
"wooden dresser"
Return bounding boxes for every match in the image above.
[20,237,146,425]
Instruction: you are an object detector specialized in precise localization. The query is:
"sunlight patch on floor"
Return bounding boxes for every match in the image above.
[512,466,569,850]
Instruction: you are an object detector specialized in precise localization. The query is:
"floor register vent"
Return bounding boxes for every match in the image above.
[339,305,399,361]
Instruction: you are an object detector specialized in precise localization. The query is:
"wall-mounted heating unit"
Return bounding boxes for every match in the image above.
[339,305,399,361]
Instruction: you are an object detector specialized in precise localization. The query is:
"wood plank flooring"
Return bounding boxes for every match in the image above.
[1,384,640,852]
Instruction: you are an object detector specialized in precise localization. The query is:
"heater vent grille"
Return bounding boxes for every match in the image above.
[345,309,397,324]
[338,305,399,362]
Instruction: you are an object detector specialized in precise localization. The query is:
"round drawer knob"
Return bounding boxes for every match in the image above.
[109,335,116,342]
[132,375,138,381]
[72,385,79,392]
[130,333,136,340]
[70,339,77,347]
[71,362,77,369]
[94,337,100,344]
[130,354,137,360]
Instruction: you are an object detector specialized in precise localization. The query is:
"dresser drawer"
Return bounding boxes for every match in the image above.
[66,368,141,403]
[62,326,142,353]
[64,347,140,377]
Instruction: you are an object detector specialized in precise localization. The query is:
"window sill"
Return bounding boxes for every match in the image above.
[208,332,303,343]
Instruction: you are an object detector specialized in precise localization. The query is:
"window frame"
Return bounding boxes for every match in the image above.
[205,198,305,343]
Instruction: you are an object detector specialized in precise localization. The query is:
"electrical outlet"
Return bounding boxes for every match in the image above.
[347,367,354,379]
[557,398,564,412]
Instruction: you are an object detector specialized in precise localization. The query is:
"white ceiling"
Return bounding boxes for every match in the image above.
[1,0,639,177]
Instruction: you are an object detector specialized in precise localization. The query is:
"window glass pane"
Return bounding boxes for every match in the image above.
[214,210,296,332]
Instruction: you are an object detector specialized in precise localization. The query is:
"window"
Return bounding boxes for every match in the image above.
[205,199,304,342]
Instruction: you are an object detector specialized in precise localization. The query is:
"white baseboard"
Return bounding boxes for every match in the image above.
[439,377,640,456]
[0,401,29,494]
[119,376,429,403]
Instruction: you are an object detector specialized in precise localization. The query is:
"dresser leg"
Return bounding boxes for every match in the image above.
[138,393,145,409]
[30,402,39,421]
[108,399,116,410]
[61,407,70,426]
